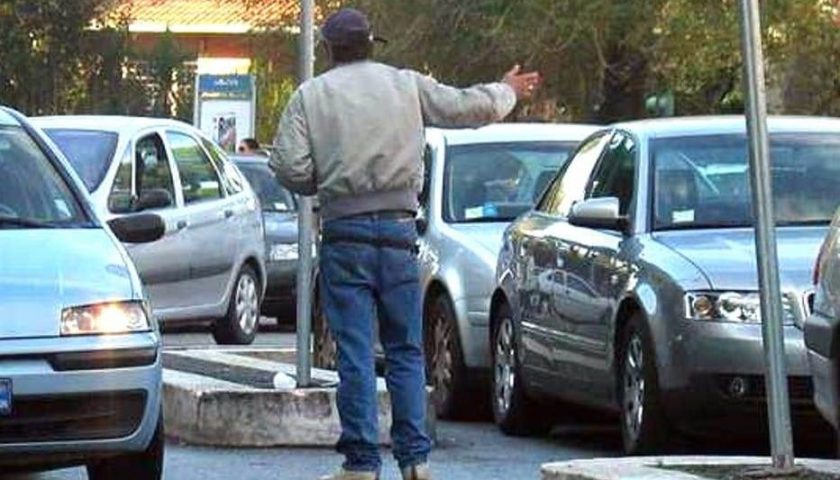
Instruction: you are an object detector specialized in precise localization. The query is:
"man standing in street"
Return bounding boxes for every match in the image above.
[271,8,540,480]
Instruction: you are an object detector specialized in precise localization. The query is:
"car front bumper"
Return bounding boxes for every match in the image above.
[658,320,818,434]
[263,259,297,316]
[0,332,162,466]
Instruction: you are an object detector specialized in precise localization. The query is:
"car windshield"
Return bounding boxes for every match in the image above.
[444,142,574,223]
[43,129,118,192]
[0,124,87,228]
[236,163,295,213]
[652,132,840,230]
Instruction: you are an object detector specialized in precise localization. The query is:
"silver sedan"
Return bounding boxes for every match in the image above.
[492,116,840,453]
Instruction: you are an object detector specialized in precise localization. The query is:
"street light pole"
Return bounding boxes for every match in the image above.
[295,0,315,388]
[738,0,795,469]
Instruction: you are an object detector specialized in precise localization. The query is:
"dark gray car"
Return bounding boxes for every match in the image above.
[492,116,840,454]
[232,155,299,321]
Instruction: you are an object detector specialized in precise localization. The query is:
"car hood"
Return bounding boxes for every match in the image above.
[448,222,508,258]
[653,227,826,291]
[0,229,136,339]
[263,211,298,244]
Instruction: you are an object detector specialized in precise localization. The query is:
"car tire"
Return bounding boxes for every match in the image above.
[212,265,260,345]
[618,313,669,455]
[312,289,337,370]
[424,293,469,419]
[87,414,164,480]
[491,302,546,436]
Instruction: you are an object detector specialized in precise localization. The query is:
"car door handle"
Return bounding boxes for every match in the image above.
[176,220,188,230]
[224,209,234,219]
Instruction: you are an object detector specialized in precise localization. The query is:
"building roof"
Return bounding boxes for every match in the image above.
[116,0,300,34]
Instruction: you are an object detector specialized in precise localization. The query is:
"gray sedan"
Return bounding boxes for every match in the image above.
[492,116,840,454]
[232,155,299,321]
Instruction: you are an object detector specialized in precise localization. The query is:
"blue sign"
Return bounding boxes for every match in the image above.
[198,74,253,100]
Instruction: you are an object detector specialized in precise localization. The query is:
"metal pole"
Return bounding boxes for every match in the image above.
[738,0,794,469]
[295,0,315,388]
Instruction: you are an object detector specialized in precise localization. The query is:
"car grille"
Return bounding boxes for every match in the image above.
[0,391,146,443]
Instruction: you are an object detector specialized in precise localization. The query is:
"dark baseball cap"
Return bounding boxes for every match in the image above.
[321,8,387,47]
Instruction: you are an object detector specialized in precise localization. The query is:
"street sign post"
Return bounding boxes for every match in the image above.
[295,0,316,388]
[738,0,795,469]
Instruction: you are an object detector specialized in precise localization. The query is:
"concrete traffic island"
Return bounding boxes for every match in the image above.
[542,457,840,480]
[162,349,436,447]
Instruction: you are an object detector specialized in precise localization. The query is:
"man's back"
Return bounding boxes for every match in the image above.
[273,60,516,220]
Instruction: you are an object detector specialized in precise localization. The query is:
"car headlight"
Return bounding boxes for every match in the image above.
[61,301,151,336]
[685,292,796,325]
[270,243,299,261]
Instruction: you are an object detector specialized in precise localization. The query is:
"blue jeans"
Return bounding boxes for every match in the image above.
[320,213,431,473]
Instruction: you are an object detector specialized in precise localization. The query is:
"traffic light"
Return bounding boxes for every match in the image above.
[645,90,675,117]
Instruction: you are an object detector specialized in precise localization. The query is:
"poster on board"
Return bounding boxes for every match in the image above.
[195,74,256,153]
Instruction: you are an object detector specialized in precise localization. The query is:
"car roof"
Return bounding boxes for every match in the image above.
[427,123,600,146]
[612,115,840,139]
[0,106,22,127]
[230,154,270,166]
[30,115,193,135]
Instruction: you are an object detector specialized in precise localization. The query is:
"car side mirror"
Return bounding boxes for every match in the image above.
[108,213,166,244]
[135,189,173,211]
[568,197,629,232]
[416,216,428,235]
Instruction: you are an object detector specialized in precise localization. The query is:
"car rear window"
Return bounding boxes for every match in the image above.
[43,129,118,192]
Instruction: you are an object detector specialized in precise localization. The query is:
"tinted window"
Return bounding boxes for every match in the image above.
[202,137,245,195]
[237,162,295,213]
[652,133,840,230]
[43,129,118,192]
[538,132,611,216]
[444,142,574,223]
[0,125,86,226]
[168,132,223,204]
[108,144,134,213]
[587,132,637,215]
[136,134,176,210]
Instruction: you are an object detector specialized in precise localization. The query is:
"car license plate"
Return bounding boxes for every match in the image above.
[0,379,11,416]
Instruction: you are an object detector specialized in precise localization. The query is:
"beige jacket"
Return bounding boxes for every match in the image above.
[270,60,516,220]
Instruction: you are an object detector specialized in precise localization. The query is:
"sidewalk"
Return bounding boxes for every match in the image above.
[542,456,840,480]
[162,348,436,447]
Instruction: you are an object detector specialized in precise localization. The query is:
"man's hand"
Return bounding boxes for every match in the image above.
[503,65,541,100]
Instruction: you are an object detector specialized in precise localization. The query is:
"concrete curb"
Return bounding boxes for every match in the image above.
[541,456,840,479]
[163,350,436,448]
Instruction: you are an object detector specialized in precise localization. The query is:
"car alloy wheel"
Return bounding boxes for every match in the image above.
[212,265,260,345]
[494,316,516,417]
[236,273,259,335]
[424,294,468,419]
[623,334,645,442]
[430,310,454,407]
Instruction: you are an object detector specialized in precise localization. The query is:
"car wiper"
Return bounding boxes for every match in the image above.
[0,216,60,229]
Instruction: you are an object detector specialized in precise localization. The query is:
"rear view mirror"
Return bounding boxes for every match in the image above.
[568,197,629,232]
[135,189,173,211]
[108,213,165,244]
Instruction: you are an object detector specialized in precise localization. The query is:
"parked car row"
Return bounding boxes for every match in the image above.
[309,116,840,456]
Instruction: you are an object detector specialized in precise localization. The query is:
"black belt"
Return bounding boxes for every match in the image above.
[322,232,418,252]
[344,210,415,220]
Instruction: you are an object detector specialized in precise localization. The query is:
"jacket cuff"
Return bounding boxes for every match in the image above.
[492,83,517,120]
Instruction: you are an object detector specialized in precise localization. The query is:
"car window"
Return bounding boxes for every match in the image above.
[135,133,177,211]
[444,141,575,223]
[42,129,118,192]
[0,123,87,226]
[237,162,295,213]
[168,131,223,204]
[108,144,134,213]
[587,132,637,215]
[201,137,246,196]
[538,132,611,217]
[420,145,433,208]
[652,132,840,230]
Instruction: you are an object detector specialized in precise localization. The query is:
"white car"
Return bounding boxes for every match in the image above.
[32,116,266,345]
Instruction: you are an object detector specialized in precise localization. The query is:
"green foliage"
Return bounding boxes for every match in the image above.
[248,30,297,144]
